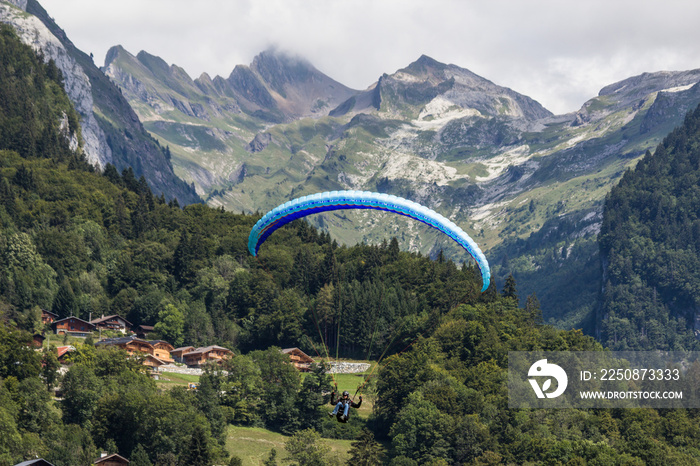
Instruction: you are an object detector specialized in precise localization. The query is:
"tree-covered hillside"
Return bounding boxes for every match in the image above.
[599,104,700,350]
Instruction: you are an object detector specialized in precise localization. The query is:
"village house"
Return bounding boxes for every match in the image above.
[170,346,194,363]
[41,309,58,325]
[93,453,129,465]
[51,316,95,337]
[56,345,76,364]
[181,345,233,367]
[281,347,315,371]
[142,354,169,369]
[147,340,175,363]
[134,324,155,339]
[90,315,132,334]
[95,336,177,368]
[32,333,45,348]
[95,336,154,357]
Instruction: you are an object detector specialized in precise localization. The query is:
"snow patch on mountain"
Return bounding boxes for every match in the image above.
[660,83,696,94]
[380,152,458,186]
[392,71,424,83]
[414,96,482,130]
[471,200,508,230]
[475,145,531,182]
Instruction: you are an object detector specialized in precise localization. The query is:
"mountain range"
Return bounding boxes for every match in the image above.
[4,0,700,335]
[101,41,700,331]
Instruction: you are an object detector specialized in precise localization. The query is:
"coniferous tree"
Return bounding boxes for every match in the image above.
[525,292,542,325]
[501,273,518,301]
[263,448,278,466]
[102,163,122,186]
[129,444,152,466]
[12,165,35,191]
[52,277,77,318]
[42,347,60,390]
[183,424,211,466]
[0,176,17,218]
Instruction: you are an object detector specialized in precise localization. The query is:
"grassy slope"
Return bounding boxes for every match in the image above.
[226,426,354,465]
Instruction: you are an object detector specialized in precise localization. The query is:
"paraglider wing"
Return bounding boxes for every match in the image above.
[247,191,490,292]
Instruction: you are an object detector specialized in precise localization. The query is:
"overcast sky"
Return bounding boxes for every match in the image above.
[39,0,700,115]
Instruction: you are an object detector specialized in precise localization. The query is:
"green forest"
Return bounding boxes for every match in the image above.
[2,23,700,465]
[600,105,700,350]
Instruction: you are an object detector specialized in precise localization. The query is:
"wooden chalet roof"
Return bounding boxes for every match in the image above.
[171,346,194,354]
[90,315,133,327]
[184,345,233,356]
[143,354,169,365]
[93,453,129,464]
[281,347,314,363]
[148,340,175,351]
[15,459,56,466]
[51,316,95,328]
[95,336,150,348]
[56,346,76,359]
[41,309,58,318]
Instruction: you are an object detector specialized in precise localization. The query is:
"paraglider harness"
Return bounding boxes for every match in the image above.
[329,388,362,423]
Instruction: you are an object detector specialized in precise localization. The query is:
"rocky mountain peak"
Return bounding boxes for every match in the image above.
[104,44,130,67]
[402,54,449,77]
[599,69,700,102]
[136,50,171,75]
[374,55,552,121]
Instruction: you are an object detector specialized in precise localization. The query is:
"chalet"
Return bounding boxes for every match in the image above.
[95,336,153,356]
[170,346,194,363]
[281,347,315,371]
[52,316,95,337]
[95,336,176,367]
[41,309,58,325]
[32,333,45,348]
[147,340,174,363]
[134,324,155,339]
[182,345,233,367]
[90,315,132,334]
[56,345,76,364]
[142,354,169,369]
[93,453,129,465]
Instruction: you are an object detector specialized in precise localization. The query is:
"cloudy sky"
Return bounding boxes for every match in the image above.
[40,0,700,115]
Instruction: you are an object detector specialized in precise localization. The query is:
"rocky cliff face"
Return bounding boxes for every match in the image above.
[0,0,112,168]
[0,0,200,204]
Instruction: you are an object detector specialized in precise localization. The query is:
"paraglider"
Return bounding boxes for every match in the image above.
[247,190,490,292]
[329,389,362,423]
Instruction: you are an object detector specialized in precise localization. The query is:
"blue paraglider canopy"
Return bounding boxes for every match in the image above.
[248,191,490,292]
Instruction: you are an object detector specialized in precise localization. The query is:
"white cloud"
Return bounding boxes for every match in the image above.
[39,0,700,114]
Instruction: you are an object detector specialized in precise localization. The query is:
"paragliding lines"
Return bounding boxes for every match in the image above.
[248,190,492,400]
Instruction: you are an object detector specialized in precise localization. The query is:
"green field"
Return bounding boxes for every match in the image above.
[306,359,379,418]
[155,371,200,388]
[226,426,354,465]
[42,332,90,347]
